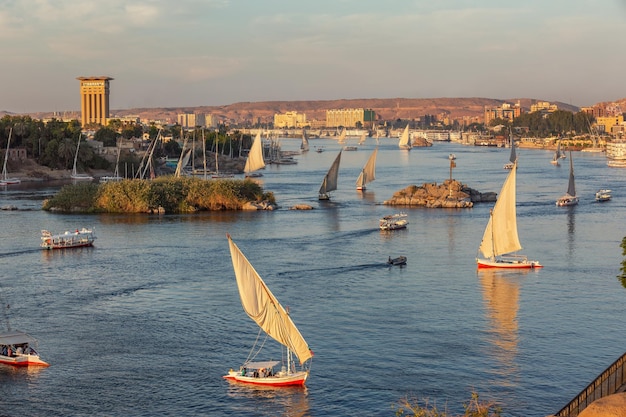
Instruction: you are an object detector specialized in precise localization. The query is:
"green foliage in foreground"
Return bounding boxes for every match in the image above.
[42,177,276,213]
[394,392,501,417]
[619,237,626,288]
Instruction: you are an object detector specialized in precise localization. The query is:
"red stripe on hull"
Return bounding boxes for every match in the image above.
[223,375,306,387]
[477,262,543,269]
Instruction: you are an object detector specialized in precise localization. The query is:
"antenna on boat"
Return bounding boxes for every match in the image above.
[0,288,11,331]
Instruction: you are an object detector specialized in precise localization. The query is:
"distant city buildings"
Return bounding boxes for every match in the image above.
[176,113,216,128]
[326,108,376,128]
[530,101,559,114]
[274,111,307,128]
[483,102,522,125]
[77,76,113,127]
[595,115,624,134]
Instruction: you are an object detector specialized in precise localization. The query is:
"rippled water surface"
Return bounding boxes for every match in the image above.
[1,138,626,416]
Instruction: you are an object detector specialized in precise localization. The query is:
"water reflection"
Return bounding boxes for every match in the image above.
[226,383,310,416]
[478,269,526,385]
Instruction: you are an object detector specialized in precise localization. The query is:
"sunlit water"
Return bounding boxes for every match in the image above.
[1,138,626,416]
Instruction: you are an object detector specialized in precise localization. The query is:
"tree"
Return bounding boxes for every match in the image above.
[94,127,118,147]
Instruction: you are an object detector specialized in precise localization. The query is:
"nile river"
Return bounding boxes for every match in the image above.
[1,137,626,416]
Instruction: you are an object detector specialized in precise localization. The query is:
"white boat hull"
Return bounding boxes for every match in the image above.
[556,196,579,206]
[223,370,308,387]
[476,257,542,269]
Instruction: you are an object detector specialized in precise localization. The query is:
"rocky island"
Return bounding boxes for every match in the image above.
[383,179,496,208]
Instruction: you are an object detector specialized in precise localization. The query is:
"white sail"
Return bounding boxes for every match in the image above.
[244,132,266,174]
[175,140,191,177]
[337,128,347,144]
[319,151,342,198]
[356,148,378,190]
[227,235,313,365]
[478,162,522,259]
[398,125,411,149]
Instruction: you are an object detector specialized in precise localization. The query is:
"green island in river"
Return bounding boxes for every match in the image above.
[42,177,277,214]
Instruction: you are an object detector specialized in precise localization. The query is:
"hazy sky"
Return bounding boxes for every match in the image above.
[2,0,625,113]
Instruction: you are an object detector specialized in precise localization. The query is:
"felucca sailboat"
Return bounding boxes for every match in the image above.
[476,161,542,269]
[244,132,265,178]
[398,124,411,150]
[223,234,313,387]
[319,151,342,200]
[71,133,94,181]
[556,151,579,207]
[356,148,377,191]
[1,128,20,185]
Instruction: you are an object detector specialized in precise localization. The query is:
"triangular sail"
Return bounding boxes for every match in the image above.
[356,148,377,188]
[509,139,516,163]
[301,129,309,151]
[478,162,522,259]
[244,132,265,173]
[227,236,313,365]
[398,125,410,149]
[319,151,342,195]
[566,152,576,197]
[337,129,346,144]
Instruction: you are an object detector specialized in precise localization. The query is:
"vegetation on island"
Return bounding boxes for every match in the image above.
[394,392,501,417]
[42,177,275,214]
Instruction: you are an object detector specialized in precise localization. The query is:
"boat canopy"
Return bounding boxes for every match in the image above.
[243,361,281,369]
[0,330,38,346]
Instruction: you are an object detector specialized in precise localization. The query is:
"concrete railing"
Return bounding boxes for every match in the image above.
[554,352,626,417]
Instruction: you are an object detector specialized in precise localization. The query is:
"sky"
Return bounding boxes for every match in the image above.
[1,0,625,114]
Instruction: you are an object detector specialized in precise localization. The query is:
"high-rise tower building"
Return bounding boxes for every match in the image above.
[77,76,113,127]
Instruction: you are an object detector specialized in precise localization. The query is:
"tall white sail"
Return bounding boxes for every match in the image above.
[398,125,411,149]
[478,162,522,259]
[319,151,342,198]
[244,132,265,174]
[337,128,347,144]
[227,235,313,365]
[356,148,378,190]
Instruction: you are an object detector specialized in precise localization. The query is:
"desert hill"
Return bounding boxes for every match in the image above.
[12,96,625,125]
[108,97,580,124]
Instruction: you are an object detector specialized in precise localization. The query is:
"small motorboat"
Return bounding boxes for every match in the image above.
[379,213,408,231]
[0,330,49,367]
[387,256,407,266]
[595,189,612,202]
[449,153,456,160]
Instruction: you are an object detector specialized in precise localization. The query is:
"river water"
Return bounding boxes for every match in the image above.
[1,138,625,417]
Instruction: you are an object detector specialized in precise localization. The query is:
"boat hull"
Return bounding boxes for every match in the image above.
[223,370,308,387]
[41,229,96,250]
[0,354,49,367]
[476,258,543,269]
[556,196,579,207]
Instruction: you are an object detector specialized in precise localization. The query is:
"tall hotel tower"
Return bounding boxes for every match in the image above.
[77,76,113,127]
